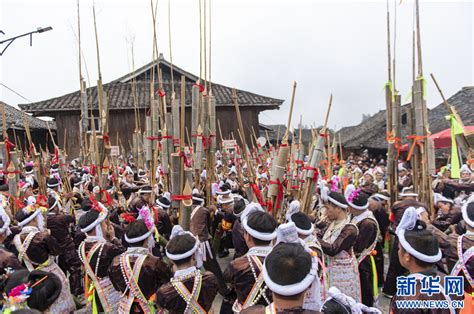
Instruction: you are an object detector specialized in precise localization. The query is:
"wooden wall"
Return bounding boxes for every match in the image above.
[51,112,81,157]
[2,129,55,160]
[30,129,56,152]
[216,107,259,147]
[53,107,260,158]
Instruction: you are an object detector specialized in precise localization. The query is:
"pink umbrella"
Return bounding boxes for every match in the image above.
[429,125,474,149]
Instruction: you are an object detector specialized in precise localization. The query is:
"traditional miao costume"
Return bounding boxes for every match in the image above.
[14,199,75,313]
[77,202,125,313]
[157,225,218,313]
[224,203,276,313]
[318,192,361,302]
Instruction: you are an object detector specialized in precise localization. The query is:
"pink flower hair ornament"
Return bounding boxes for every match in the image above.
[138,206,154,230]
[8,283,31,298]
[331,177,340,192]
[4,283,32,311]
[347,188,361,203]
[3,275,48,312]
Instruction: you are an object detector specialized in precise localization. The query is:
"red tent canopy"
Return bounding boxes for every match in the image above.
[400,125,474,151]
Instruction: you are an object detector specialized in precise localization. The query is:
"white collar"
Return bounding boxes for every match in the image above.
[121,180,136,188]
[465,230,474,236]
[174,266,197,278]
[303,234,317,243]
[84,235,106,243]
[247,245,273,257]
[20,226,39,234]
[125,247,149,256]
[351,210,371,224]
[323,216,351,243]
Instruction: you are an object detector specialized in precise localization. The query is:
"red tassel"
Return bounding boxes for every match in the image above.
[102,134,110,145]
[36,194,48,207]
[250,183,263,206]
[90,165,96,176]
[157,89,166,97]
[194,83,205,93]
[4,138,15,165]
[179,151,192,168]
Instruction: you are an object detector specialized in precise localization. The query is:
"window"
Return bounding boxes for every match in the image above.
[401,113,407,125]
[86,117,101,133]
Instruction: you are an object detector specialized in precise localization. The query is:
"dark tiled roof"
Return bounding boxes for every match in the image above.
[258,123,274,131]
[0,101,56,130]
[19,80,283,113]
[338,86,474,150]
[114,54,200,83]
[19,56,283,114]
[338,105,411,149]
[428,86,474,132]
[259,124,322,144]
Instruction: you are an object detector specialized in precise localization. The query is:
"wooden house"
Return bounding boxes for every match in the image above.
[259,123,316,147]
[0,101,56,157]
[19,54,284,157]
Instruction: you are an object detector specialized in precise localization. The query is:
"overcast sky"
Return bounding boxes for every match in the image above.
[1,0,473,130]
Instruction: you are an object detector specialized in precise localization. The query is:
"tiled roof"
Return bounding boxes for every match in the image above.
[429,86,474,132]
[20,80,283,113]
[259,124,322,144]
[0,101,55,130]
[19,56,283,114]
[338,86,474,150]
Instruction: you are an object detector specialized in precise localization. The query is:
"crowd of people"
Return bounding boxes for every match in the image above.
[0,150,472,313]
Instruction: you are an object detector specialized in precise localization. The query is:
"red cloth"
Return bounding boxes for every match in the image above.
[179,151,192,168]
[90,165,96,176]
[304,166,319,182]
[157,90,166,97]
[171,195,192,201]
[250,183,263,206]
[269,179,284,211]
[99,190,113,207]
[4,138,15,165]
[194,83,205,93]
[102,134,109,145]
[36,194,48,207]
